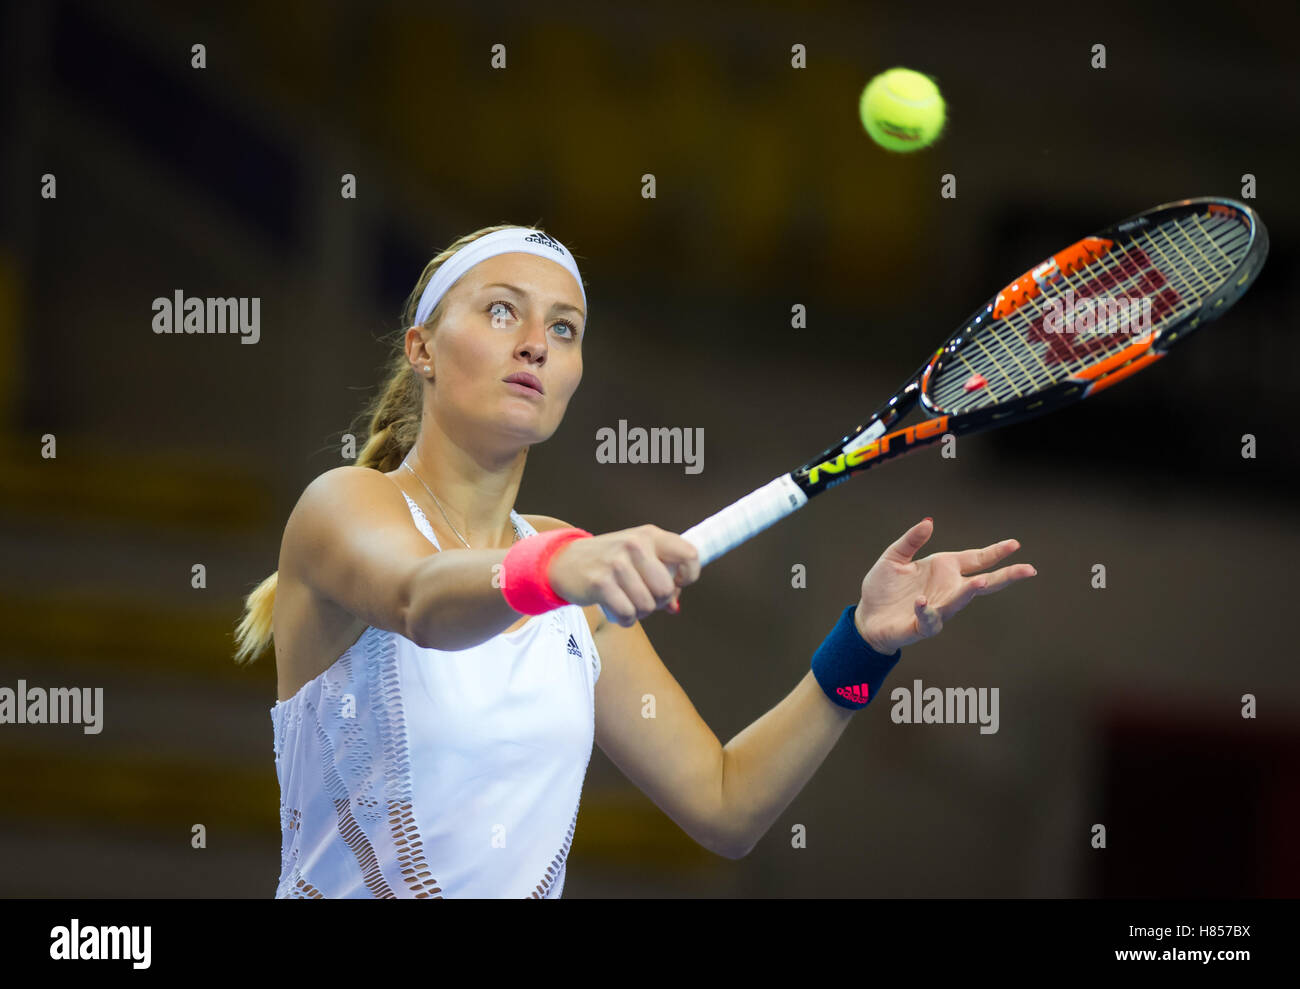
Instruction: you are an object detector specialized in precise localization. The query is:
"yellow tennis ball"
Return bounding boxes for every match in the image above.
[859,67,946,152]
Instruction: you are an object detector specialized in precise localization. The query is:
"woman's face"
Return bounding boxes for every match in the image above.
[420,252,585,448]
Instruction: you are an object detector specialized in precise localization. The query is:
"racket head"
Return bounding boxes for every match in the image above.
[919,197,1268,427]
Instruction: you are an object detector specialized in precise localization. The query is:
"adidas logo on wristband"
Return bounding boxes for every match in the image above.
[835,682,871,705]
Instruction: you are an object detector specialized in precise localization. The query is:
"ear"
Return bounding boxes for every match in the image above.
[405,326,435,378]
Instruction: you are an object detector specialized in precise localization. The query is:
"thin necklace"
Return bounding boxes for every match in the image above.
[401,460,519,549]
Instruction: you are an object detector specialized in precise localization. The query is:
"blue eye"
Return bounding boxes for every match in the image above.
[486,300,578,340]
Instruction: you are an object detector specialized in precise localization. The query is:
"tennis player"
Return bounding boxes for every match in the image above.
[233,224,1035,898]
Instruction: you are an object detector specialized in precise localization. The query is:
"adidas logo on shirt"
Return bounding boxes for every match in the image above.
[566,633,583,659]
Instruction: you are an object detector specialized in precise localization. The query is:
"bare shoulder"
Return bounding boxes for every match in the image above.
[285,465,402,536]
[288,464,399,517]
[520,514,607,633]
[299,463,399,503]
[280,465,416,576]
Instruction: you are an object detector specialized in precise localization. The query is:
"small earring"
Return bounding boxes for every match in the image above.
[423,366,431,373]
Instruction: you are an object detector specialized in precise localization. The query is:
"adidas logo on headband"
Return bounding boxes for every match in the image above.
[523,231,565,255]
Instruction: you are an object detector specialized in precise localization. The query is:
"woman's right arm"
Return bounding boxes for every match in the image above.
[279,467,701,652]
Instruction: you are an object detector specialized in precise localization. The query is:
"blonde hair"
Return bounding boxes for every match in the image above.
[232,222,580,665]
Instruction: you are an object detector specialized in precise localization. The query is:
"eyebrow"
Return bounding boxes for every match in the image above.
[481,282,585,321]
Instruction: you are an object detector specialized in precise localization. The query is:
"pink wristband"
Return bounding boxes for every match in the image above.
[500,527,593,615]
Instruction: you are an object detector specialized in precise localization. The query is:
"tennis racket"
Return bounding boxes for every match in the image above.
[657,196,1268,589]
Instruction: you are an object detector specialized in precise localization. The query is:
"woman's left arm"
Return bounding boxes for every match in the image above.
[591,517,1035,859]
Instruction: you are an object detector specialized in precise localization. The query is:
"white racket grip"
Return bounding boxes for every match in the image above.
[681,472,809,567]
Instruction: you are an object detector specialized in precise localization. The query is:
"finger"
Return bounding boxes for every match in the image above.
[674,551,702,586]
[611,557,659,618]
[970,562,1037,595]
[938,574,992,618]
[624,537,679,604]
[953,538,1021,575]
[650,556,691,587]
[597,578,640,627]
[675,555,701,586]
[886,517,935,564]
[914,595,943,637]
[651,529,702,585]
[652,553,695,589]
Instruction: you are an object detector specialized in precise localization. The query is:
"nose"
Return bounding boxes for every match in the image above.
[515,318,548,363]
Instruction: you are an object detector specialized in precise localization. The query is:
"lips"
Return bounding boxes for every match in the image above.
[504,372,544,394]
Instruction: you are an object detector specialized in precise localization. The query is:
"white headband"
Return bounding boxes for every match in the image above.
[413,227,587,328]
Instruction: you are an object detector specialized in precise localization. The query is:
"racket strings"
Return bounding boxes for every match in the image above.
[1020,212,1246,383]
[929,211,1251,412]
[993,214,1244,394]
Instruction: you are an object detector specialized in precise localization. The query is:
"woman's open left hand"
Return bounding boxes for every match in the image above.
[854,518,1036,654]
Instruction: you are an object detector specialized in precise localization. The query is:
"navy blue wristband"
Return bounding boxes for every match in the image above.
[811,605,902,710]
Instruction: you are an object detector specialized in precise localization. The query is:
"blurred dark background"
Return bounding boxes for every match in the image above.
[1,0,1297,897]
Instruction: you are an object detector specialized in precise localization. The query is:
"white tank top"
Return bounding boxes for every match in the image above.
[270,494,601,898]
